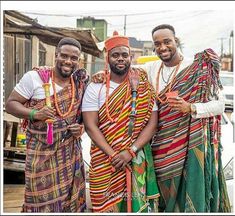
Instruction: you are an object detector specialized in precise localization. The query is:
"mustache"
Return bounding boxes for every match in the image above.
[115,62,127,66]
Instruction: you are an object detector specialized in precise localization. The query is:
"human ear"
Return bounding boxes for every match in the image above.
[175,37,179,47]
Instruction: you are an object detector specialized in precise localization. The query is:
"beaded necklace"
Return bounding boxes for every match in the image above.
[161,65,176,84]
[156,58,183,103]
[51,69,75,118]
[105,71,130,123]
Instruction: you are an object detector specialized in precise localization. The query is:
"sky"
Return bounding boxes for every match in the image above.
[1,1,234,61]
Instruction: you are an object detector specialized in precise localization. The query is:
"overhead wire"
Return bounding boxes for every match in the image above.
[20,10,172,17]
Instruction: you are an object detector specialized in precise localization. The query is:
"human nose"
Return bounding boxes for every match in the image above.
[64,57,72,64]
[159,43,167,51]
[117,54,124,61]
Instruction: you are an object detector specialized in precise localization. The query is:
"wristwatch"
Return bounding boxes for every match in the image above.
[131,145,138,153]
[190,103,197,114]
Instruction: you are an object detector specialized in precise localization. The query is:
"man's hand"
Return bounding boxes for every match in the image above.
[110,150,132,171]
[168,96,191,113]
[68,123,84,138]
[34,106,55,121]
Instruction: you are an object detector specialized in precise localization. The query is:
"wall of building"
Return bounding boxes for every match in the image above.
[94,20,107,41]
[32,36,39,67]
[131,48,144,65]
[42,43,55,66]
[77,17,107,41]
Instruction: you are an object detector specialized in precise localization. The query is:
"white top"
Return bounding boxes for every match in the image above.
[142,59,188,92]
[82,80,157,112]
[14,70,63,99]
[141,59,225,119]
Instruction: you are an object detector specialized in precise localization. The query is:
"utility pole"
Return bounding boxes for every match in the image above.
[230,31,233,71]
[218,37,226,58]
[124,15,127,36]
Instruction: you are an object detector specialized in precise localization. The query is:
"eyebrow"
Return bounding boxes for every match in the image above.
[112,51,129,55]
[154,38,172,44]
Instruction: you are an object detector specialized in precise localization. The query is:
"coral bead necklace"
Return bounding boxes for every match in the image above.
[51,69,75,118]
[105,72,130,123]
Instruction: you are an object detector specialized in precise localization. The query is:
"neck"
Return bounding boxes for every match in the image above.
[164,52,182,67]
[110,72,128,84]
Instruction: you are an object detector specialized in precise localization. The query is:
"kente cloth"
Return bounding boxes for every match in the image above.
[152,48,231,212]
[22,70,87,212]
[89,69,160,212]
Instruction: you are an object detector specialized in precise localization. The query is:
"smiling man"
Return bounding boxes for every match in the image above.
[5,37,87,212]
[82,31,159,213]
[141,24,231,212]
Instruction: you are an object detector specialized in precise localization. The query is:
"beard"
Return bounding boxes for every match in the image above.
[56,64,77,78]
[59,70,74,78]
[109,63,130,76]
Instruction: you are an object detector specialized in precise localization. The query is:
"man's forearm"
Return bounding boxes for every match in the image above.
[84,124,115,157]
[6,101,32,119]
[131,111,157,151]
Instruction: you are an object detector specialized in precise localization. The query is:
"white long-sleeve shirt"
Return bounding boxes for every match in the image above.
[140,59,225,119]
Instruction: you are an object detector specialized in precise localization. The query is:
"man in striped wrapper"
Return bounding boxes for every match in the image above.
[141,24,231,212]
[82,31,160,212]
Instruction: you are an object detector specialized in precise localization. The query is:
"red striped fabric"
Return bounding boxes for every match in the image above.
[89,70,155,212]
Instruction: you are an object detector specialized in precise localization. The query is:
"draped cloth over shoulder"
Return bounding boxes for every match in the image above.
[89,68,160,212]
[152,49,231,212]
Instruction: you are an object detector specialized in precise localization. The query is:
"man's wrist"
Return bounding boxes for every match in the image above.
[126,146,137,158]
[190,103,197,114]
[131,145,138,154]
[29,109,38,121]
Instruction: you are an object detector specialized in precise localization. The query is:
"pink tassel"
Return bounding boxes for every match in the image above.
[47,122,53,145]
[36,67,54,145]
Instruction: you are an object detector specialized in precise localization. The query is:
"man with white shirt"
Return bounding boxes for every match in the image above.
[5,37,87,212]
[82,31,159,212]
[142,24,230,212]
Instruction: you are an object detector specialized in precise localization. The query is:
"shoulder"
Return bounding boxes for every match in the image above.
[146,60,161,68]
[82,81,103,111]
[130,67,148,81]
[194,48,219,62]
[84,81,104,95]
[91,70,107,83]
[142,60,162,74]
[20,70,40,81]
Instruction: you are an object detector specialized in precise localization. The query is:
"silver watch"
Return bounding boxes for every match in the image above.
[131,145,138,153]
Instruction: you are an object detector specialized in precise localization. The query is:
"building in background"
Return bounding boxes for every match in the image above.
[77,17,108,74]
[141,40,154,56]
[77,16,107,41]
[129,37,155,65]
[220,30,233,72]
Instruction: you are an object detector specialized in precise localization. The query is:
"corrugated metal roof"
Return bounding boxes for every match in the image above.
[4,10,102,57]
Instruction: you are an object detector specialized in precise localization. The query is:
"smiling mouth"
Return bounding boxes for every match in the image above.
[62,66,73,72]
[160,52,170,56]
[116,64,125,68]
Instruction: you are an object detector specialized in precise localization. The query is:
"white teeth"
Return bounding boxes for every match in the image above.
[63,66,72,71]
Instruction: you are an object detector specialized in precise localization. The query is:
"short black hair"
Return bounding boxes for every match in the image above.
[57,37,81,51]
[152,24,175,36]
